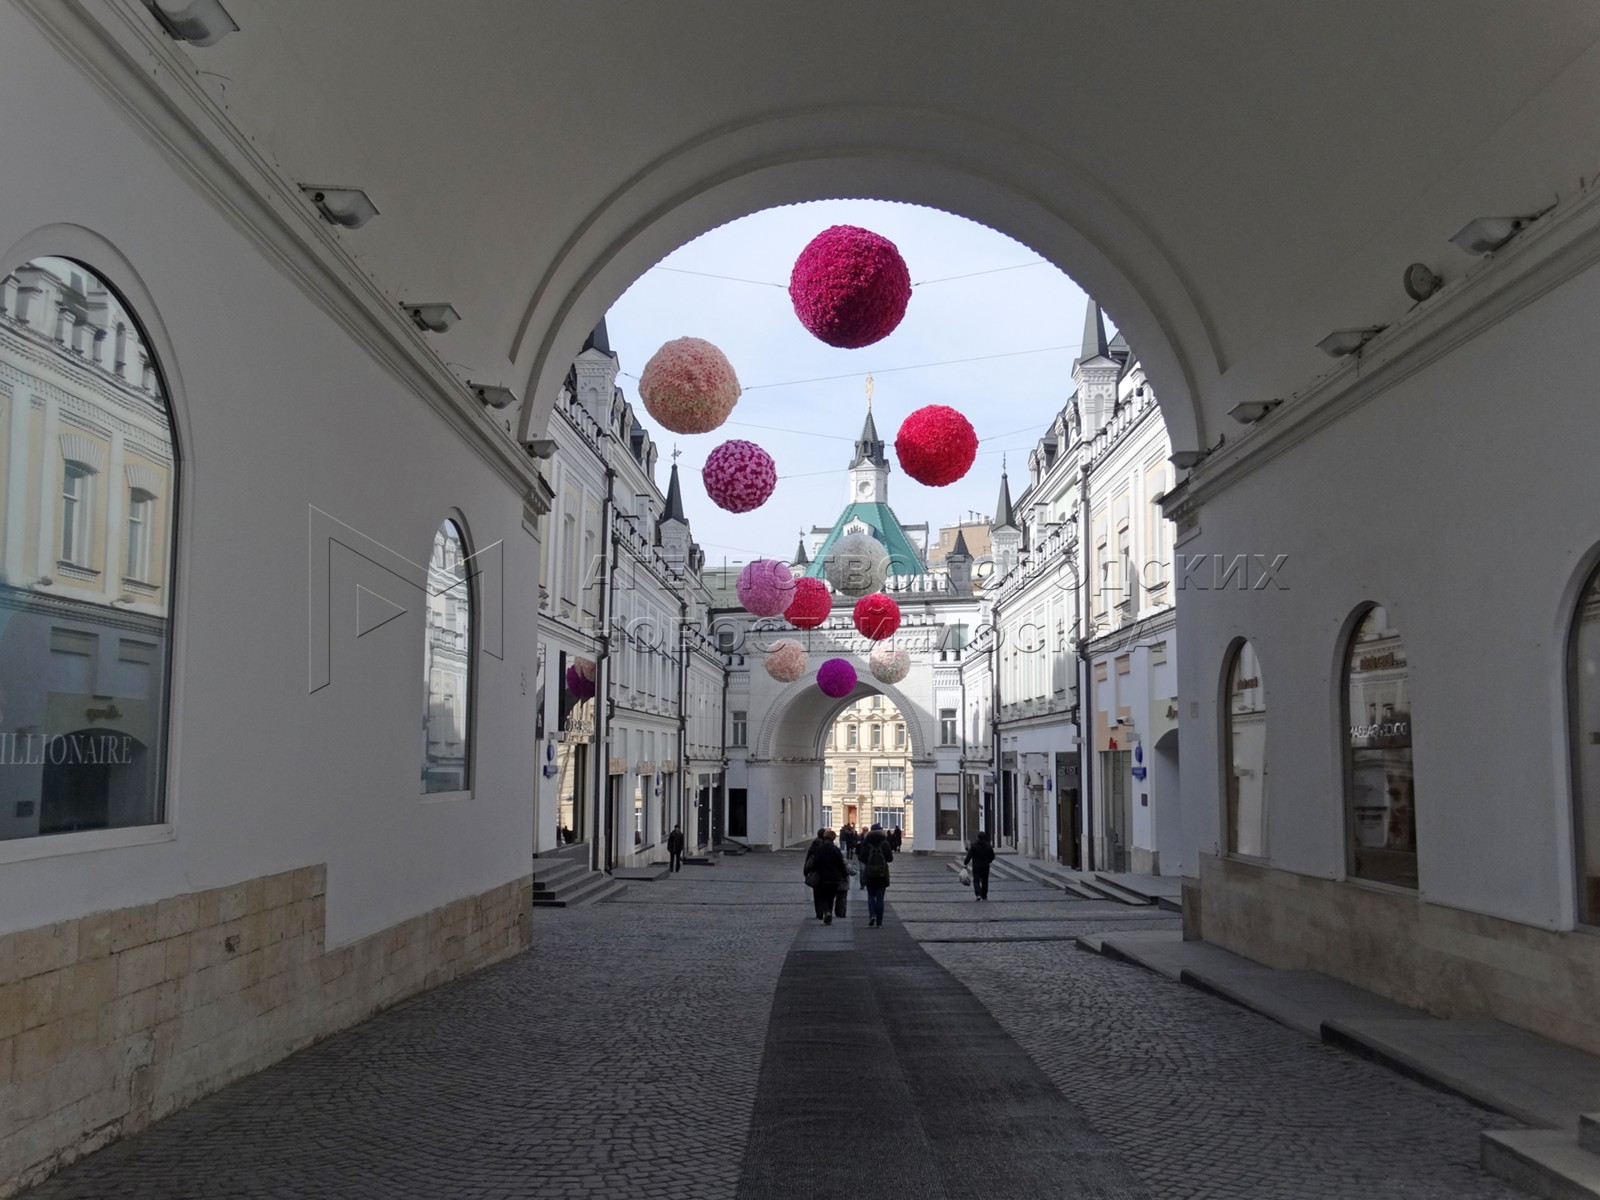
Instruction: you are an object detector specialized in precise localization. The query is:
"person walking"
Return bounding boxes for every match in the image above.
[860,823,895,927]
[666,824,685,873]
[890,825,903,853]
[805,829,849,925]
[964,828,995,901]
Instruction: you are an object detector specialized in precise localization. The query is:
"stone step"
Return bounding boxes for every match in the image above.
[1081,876,1156,905]
[1482,1130,1600,1200]
[566,877,629,907]
[529,860,589,893]
[1581,1114,1600,1156]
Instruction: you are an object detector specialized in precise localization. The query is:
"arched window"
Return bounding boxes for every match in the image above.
[1224,640,1267,858]
[422,519,473,793]
[1568,564,1600,924]
[1343,605,1416,887]
[0,257,178,842]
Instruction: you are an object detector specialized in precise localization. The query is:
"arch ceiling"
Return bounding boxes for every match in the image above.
[149,0,1600,451]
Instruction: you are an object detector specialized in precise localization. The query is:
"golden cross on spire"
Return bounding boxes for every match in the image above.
[865,374,874,410]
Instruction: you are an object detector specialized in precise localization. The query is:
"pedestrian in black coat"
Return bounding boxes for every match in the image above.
[805,829,849,924]
[666,824,685,872]
[964,828,996,900]
[859,824,895,926]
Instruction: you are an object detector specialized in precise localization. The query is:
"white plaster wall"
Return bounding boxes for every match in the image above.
[0,12,536,943]
[1179,257,1600,929]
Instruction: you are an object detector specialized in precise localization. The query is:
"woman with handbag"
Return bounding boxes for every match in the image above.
[805,829,850,925]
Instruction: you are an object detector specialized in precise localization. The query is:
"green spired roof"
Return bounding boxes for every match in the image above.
[804,502,925,579]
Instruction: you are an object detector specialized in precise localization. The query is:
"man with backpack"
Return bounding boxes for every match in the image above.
[859,823,894,927]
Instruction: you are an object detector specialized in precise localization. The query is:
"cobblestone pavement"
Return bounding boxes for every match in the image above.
[20,853,1522,1199]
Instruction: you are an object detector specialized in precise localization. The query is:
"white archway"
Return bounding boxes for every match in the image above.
[511,107,1213,458]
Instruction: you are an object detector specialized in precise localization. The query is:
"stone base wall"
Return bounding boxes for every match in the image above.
[0,868,533,1197]
[1199,854,1600,1055]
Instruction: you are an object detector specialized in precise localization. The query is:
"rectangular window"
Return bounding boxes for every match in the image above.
[823,767,834,792]
[846,768,857,793]
[125,490,152,581]
[847,725,858,748]
[731,711,747,747]
[874,766,905,791]
[895,724,905,749]
[871,724,882,749]
[939,708,957,746]
[61,464,91,564]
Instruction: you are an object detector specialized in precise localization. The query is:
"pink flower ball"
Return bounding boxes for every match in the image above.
[869,645,911,685]
[565,663,595,700]
[703,439,776,513]
[895,404,978,487]
[788,226,912,349]
[785,576,832,629]
[736,558,794,617]
[817,657,858,698]
[764,639,807,683]
[572,657,596,682]
[852,592,902,641]
[638,337,742,434]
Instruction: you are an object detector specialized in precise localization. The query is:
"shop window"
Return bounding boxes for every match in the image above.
[1223,640,1268,858]
[1,258,177,842]
[1568,563,1600,923]
[422,519,473,793]
[1342,605,1416,887]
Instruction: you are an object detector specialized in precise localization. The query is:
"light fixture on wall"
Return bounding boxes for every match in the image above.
[299,185,379,229]
[144,0,237,46]
[468,382,518,409]
[402,303,461,333]
[525,438,558,459]
[1448,210,1549,255]
[1402,263,1442,302]
[1168,433,1225,472]
[1227,399,1282,425]
[1316,327,1385,357]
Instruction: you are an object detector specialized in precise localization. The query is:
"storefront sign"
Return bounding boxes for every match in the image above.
[1358,651,1402,672]
[1131,765,1147,780]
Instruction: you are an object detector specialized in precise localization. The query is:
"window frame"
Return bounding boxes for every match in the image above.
[422,517,476,796]
[60,462,93,565]
[1339,603,1417,889]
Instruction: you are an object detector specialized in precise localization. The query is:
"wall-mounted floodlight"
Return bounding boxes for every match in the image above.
[299,185,379,229]
[1227,399,1282,425]
[1316,327,1385,358]
[468,382,517,409]
[144,0,237,46]
[525,439,558,459]
[1402,263,1442,302]
[1168,450,1205,471]
[403,303,460,333]
[1449,214,1542,255]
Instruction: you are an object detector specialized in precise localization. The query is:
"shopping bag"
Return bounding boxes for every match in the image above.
[958,867,972,887]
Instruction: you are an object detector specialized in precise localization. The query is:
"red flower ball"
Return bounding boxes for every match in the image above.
[895,404,977,487]
[852,592,901,641]
[788,225,912,349]
[703,439,777,513]
[785,576,832,629]
[565,664,595,700]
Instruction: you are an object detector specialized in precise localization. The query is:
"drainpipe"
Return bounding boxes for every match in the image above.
[592,449,617,875]
[1079,464,1096,873]
[676,596,688,846]
[718,656,731,851]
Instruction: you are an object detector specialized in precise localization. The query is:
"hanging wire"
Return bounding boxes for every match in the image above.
[646,259,1050,289]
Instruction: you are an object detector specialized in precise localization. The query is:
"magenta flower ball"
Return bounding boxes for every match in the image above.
[895,404,978,487]
[817,657,858,698]
[764,638,807,683]
[852,592,902,641]
[638,336,742,434]
[736,558,794,617]
[565,663,596,700]
[703,439,777,513]
[788,225,912,349]
[869,645,911,685]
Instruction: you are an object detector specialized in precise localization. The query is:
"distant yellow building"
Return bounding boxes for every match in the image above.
[820,694,913,837]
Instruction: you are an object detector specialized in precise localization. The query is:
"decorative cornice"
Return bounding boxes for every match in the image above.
[1177,180,1600,509]
[15,0,537,497]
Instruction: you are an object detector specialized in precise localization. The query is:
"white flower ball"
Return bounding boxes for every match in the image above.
[823,532,890,598]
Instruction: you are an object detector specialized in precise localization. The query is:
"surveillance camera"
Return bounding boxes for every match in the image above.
[467,382,517,409]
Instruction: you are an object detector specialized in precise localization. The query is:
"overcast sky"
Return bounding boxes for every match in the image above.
[604,200,1103,568]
